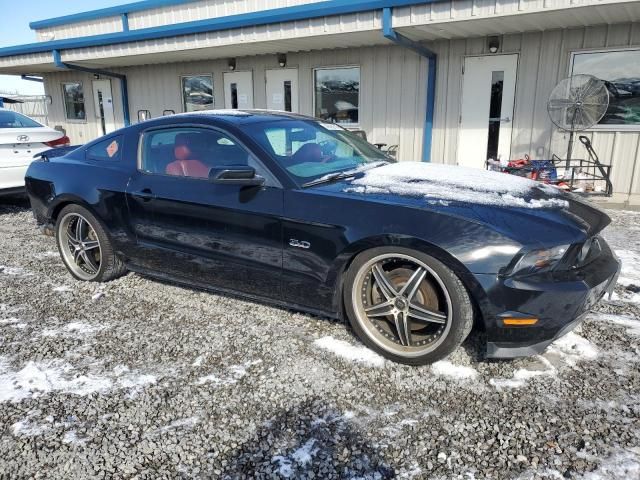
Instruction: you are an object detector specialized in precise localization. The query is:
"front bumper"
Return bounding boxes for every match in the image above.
[475,238,621,359]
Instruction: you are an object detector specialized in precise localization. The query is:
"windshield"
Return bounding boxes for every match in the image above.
[0,109,43,128]
[245,119,392,184]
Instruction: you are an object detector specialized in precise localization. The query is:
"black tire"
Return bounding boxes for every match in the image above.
[55,204,127,282]
[343,246,473,365]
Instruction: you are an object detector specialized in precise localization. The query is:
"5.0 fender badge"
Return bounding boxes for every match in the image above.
[289,239,311,249]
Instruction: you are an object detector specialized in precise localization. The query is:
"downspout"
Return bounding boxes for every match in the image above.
[52,49,131,127]
[382,7,436,162]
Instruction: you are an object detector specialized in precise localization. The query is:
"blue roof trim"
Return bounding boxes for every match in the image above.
[3,0,440,59]
[30,0,201,30]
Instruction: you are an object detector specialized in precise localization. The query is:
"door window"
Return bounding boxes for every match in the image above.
[487,71,505,162]
[140,127,277,185]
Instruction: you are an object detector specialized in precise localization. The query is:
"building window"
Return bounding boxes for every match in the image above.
[181,75,214,112]
[314,67,360,125]
[571,48,640,129]
[62,82,86,121]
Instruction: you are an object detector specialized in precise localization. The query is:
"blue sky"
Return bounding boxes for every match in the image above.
[0,0,130,95]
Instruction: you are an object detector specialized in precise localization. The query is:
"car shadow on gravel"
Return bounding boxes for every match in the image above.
[0,194,30,211]
[217,398,395,479]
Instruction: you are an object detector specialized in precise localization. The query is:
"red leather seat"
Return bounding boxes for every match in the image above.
[166,133,210,178]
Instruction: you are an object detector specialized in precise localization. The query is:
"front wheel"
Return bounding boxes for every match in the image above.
[343,247,473,365]
[55,204,127,282]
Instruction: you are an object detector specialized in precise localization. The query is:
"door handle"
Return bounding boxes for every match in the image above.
[134,188,156,202]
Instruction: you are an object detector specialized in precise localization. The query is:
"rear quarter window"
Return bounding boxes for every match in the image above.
[86,136,123,162]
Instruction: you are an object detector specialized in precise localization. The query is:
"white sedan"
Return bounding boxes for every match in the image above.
[0,108,69,196]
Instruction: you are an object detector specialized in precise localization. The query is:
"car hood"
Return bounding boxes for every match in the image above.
[310,162,610,244]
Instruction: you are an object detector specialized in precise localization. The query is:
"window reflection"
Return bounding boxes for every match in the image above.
[62,82,86,121]
[572,49,640,126]
[314,67,360,125]
[181,75,214,112]
[487,71,504,161]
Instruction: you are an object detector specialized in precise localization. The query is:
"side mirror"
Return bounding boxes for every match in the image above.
[209,165,265,186]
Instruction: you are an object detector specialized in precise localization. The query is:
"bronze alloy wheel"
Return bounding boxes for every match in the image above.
[351,253,453,359]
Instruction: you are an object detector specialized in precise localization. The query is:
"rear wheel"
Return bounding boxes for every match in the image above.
[343,247,473,365]
[55,204,127,282]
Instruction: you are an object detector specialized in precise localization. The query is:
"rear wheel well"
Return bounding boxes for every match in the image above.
[51,200,93,224]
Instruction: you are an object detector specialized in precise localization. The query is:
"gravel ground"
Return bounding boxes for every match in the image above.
[0,197,639,480]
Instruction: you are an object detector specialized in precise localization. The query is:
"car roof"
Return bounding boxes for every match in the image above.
[166,109,321,125]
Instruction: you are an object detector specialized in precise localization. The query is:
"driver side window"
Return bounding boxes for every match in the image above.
[140,127,278,186]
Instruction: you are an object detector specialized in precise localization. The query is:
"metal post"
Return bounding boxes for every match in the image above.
[382,7,437,162]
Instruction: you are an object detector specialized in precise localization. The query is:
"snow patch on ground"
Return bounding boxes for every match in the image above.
[62,430,87,445]
[272,439,319,478]
[196,360,262,386]
[12,418,50,437]
[53,285,73,293]
[490,333,598,389]
[41,322,104,337]
[192,355,205,367]
[33,251,59,260]
[431,360,478,380]
[91,291,105,301]
[581,448,640,480]
[490,363,555,390]
[147,417,200,437]
[314,336,385,367]
[347,162,568,209]
[607,290,640,304]
[546,332,599,366]
[615,249,640,288]
[0,265,32,276]
[592,313,640,336]
[0,357,156,403]
[0,317,26,328]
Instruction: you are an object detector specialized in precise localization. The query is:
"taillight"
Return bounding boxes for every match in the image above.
[44,135,70,148]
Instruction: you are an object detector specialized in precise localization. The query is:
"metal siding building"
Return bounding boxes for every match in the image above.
[2,0,640,205]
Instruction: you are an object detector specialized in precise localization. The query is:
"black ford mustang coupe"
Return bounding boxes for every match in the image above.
[25,111,620,365]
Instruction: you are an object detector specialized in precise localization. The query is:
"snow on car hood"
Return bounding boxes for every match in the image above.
[346,162,569,209]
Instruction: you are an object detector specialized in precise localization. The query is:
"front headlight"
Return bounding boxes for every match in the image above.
[510,245,570,276]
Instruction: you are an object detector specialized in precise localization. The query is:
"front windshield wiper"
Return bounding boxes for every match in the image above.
[301,161,388,188]
[301,172,359,188]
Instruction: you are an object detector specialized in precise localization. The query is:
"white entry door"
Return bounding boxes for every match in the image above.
[265,68,299,112]
[92,79,116,136]
[457,54,518,168]
[223,71,254,109]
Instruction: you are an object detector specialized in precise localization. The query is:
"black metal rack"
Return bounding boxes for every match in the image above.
[489,136,613,197]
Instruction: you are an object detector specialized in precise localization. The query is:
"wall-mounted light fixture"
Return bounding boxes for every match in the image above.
[45,95,53,105]
[488,36,500,54]
[228,58,236,71]
[93,73,100,80]
[277,53,287,68]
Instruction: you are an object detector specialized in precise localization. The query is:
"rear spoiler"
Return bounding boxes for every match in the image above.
[33,145,82,162]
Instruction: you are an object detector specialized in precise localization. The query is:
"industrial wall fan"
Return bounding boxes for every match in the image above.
[547,74,609,165]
